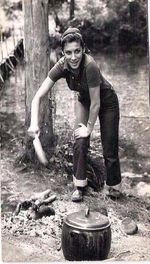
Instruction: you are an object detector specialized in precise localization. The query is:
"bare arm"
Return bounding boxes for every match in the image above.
[28,76,55,136]
[75,86,100,138]
[87,86,100,134]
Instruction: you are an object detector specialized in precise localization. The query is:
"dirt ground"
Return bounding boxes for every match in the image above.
[1,0,150,262]
[1,112,150,262]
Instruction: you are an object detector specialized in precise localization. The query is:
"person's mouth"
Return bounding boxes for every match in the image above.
[70,61,79,66]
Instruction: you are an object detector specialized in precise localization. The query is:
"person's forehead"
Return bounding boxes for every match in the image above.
[64,41,82,50]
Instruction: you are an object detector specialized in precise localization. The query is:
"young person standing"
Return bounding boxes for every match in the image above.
[28,27,121,202]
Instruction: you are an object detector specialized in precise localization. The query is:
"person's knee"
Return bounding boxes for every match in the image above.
[74,137,89,152]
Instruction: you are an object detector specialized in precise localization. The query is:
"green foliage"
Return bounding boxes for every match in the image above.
[76,0,106,24]
[84,0,105,22]
[49,0,67,11]
[1,0,22,18]
[72,0,147,51]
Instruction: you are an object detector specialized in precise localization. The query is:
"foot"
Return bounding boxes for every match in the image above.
[72,188,83,202]
[109,183,122,198]
[108,187,121,198]
[104,183,122,198]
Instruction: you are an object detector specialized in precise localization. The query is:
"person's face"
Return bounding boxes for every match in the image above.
[63,41,83,69]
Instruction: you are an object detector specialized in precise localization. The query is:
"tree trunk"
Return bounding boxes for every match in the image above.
[23,0,54,163]
[70,0,75,20]
[128,0,140,29]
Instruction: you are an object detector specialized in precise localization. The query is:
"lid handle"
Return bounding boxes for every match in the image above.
[85,207,90,217]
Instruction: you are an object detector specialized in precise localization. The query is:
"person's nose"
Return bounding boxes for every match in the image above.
[71,52,76,60]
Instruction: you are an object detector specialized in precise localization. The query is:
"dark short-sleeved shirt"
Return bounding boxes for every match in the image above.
[48,54,112,107]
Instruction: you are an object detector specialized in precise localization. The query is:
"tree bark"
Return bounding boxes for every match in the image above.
[23,0,54,162]
[70,0,75,20]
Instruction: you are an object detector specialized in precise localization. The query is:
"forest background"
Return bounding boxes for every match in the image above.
[0,0,150,262]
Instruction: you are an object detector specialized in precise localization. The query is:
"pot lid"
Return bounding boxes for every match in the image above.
[64,208,111,231]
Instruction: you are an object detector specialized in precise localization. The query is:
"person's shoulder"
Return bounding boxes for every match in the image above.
[48,55,66,81]
[49,56,67,76]
[50,56,65,70]
[84,54,99,71]
[84,54,98,67]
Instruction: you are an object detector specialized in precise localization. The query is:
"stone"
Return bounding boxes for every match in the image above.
[135,182,150,197]
[122,217,138,235]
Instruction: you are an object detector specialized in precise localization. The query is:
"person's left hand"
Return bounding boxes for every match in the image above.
[74,123,90,138]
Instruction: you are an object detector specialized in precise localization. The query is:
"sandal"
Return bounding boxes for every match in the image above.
[108,187,121,198]
[72,189,83,202]
[103,183,122,198]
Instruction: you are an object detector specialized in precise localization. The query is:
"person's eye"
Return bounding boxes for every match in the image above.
[75,49,81,54]
[65,51,71,55]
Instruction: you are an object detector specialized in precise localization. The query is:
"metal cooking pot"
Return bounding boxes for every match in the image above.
[61,208,111,261]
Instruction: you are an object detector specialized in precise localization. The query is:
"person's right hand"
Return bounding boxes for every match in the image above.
[27,125,40,138]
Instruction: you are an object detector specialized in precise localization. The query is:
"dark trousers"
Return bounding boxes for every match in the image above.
[73,89,121,187]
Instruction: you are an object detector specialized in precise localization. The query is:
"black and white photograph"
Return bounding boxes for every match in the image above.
[1,0,150,262]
